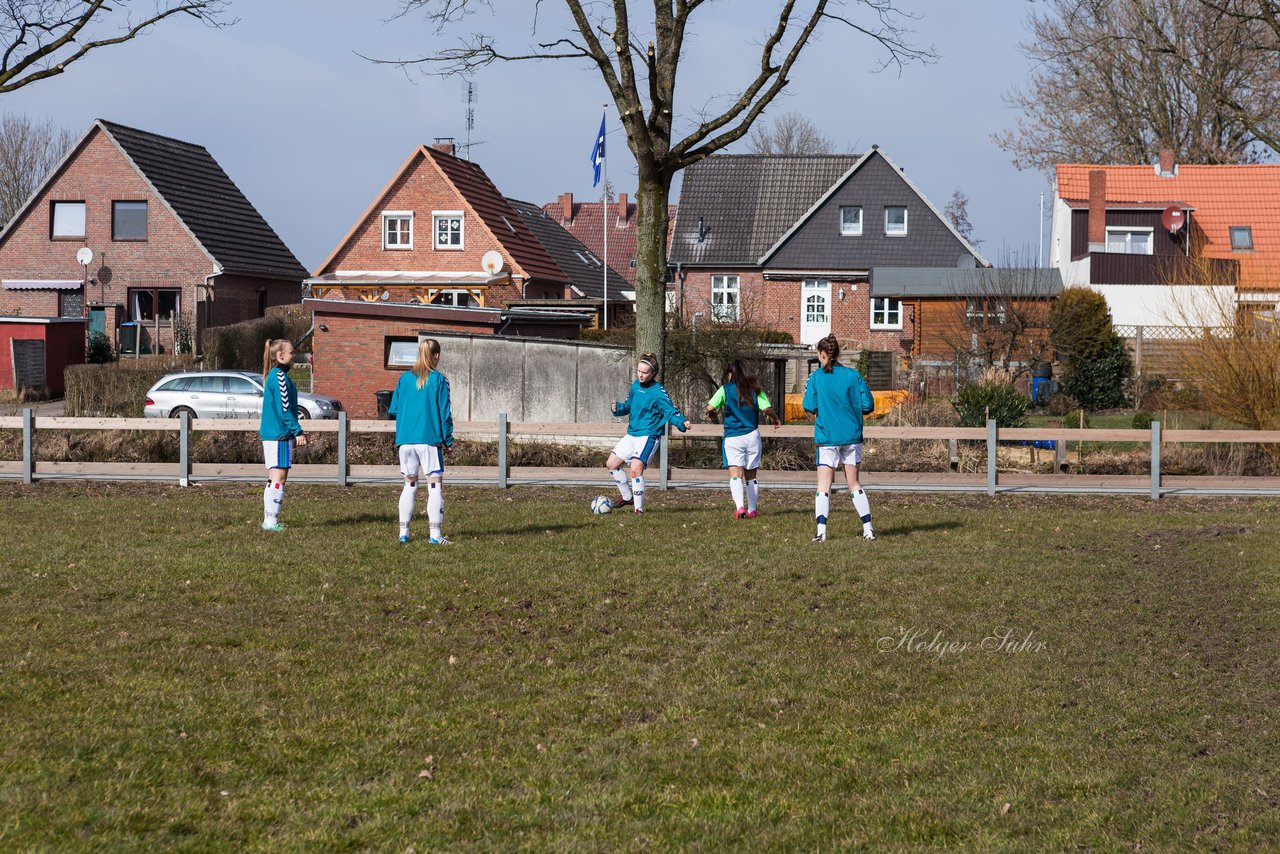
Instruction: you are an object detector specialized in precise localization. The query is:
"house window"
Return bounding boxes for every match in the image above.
[1105,226,1153,255]
[433,211,463,249]
[130,288,180,323]
[885,206,908,236]
[386,338,419,368]
[431,289,477,307]
[51,201,86,239]
[870,297,902,329]
[1230,226,1254,251]
[965,298,1007,326]
[59,290,83,318]
[840,206,863,236]
[711,274,740,321]
[382,212,413,249]
[112,201,148,241]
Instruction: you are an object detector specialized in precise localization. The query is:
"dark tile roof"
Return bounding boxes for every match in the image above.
[99,120,308,280]
[871,267,1063,298]
[423,147,566,285]
[668,154,862,265]
[546,199,676,285]
[507,198,628,299]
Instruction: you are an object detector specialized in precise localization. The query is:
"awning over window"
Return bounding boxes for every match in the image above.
[3,279,81,290]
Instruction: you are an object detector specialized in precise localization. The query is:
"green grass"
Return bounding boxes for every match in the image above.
[2,483,1278,850]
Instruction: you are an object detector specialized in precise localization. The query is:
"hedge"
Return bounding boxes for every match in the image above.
[65,357,196,417]
[202,304,311,370]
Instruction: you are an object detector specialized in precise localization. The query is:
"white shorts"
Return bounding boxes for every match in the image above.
[817,443,863,468]
[722,430,763,469]
[611,433,661,466]
[263,438,294,470]
[399,444,444,479]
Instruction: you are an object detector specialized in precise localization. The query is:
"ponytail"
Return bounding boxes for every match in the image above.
[263,339,289,382]
[413,338,442,389]
[816,334,841,373]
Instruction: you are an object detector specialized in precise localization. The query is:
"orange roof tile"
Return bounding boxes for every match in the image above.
[1057,163,1280,288]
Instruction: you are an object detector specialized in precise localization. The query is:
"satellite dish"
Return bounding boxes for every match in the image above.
[97,265,113,285]
[481,250,505,275]
[1160,206,1186,234]
[76,247,93,266]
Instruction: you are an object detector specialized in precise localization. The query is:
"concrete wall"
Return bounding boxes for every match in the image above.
[426,331,633,422]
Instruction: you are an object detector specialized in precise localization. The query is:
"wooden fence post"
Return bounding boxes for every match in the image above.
[948,438,959,472]
[1150,420,1162,500]
[498,412,508,489]
[336,411,348,487]
[179,411,191,487]
[987,419,998,496]
[22,407,33,484]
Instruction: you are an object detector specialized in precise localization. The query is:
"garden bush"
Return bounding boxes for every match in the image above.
[952,381,1028,428]
[65,357,195,417]
[202,305,311,370]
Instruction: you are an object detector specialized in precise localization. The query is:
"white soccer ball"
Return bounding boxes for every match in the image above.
[591,495,613,514]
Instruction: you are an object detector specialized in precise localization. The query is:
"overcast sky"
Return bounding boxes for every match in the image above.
[5,1,1054,271]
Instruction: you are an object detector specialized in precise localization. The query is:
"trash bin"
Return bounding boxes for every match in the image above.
[1031,376,1057,405]
[118,321,139,354]
[375,390,394,419]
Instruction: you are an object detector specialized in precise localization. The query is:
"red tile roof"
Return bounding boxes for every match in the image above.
[544,199,676,285]
[1057,163,1280,287]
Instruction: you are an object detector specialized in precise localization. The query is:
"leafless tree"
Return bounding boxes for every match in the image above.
[993,0,1280,174]
[375,1,935,361]
[747,111,835,155]
[942,188,980,246]
[0,112,73,224]
[936,268,1056,381]
[0,0,231,94]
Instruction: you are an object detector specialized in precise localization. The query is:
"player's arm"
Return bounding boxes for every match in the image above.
[612,386,632,416]
[705,386,725,422]
[758,391,781,427]
[802,374,818,414]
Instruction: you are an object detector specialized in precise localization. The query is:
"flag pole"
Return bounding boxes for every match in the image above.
[602,104,609,331]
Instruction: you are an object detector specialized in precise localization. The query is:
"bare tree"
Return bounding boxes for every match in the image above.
[376,2,935,361]
[936,268,1056,381]
[993,0,1280,174]
[0,1,231,94]
[747,111,835,155]
[942,188,980,246]
[0,113,73,225]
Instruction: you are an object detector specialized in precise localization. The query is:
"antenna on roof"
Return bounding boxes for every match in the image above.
[458,79,486,160]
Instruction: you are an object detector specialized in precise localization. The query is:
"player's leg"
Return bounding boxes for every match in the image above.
[262,439,290,531]
[844,444,874,540]
[629,450,649,513]
[398,445,421,542]
[728,464,746,518]
[426,445,450,544]
[745,430,763,517]
[606,442,634,508]
[814,448,836,542]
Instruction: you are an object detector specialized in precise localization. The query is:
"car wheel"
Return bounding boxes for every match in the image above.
[170,406,197,420]
[297,408,311,419]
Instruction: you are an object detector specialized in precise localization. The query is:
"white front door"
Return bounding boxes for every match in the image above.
[800,280,831,345]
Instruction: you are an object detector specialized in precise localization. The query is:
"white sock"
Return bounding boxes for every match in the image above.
[746,479,759,513]
[815,491,829,537]
[853,488,872,531]
[263,481,283,524]
[729,476,744,510]
[427,482,444,539]
[631,476,645,512]
[399,481,418,534]
[611,468,633,500]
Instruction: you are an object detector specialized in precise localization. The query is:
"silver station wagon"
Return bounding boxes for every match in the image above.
[144,370,343,420]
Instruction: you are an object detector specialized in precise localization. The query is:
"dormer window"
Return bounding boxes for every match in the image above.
[382,211,413,249]
[1230,226,1254,251]
[1105,226,1153,255]
[433,211,464,249]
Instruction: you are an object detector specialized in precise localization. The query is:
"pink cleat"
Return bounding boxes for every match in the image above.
[746,510,759,519]
[734,507,747,520]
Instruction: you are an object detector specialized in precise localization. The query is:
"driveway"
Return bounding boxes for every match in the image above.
[0,398,65,417]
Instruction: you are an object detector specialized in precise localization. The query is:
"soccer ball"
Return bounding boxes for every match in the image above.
[591,495,613,514]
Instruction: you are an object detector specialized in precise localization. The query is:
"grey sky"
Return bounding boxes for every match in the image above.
[5,1,1051,271]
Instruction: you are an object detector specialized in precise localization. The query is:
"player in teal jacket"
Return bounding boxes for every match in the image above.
[605,352,689,513]
[388,338,454,544]
[259,338,306,531]
[802,334,877,542]
[706,359,779,519]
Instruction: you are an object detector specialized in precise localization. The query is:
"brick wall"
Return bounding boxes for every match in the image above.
[312,312,494,417]
[676,269,914,354]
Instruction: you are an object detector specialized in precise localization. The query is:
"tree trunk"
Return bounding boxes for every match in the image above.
[633,175,672,368]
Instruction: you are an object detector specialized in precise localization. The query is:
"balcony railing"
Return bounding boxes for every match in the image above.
[1089,252,1238,286]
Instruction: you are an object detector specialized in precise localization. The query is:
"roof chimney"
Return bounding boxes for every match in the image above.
[1087,169,1107,252]
[431,138,456,156]
[1157,148,1176,177]
[617,192,628,224]
[560,192,573,224]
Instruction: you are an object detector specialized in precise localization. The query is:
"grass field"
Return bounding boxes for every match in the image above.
[1,482,1278,850]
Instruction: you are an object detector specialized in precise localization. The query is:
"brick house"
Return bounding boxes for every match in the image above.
[310,142,617,316]
[0,119,307,356]
[668,148,989,368]
[1051,151,1280,326]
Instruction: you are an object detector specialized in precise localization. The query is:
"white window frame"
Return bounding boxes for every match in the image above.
[1104,226,1154,255]
[884,206,908,237]
[965,297,1007,326]
[839,206,863,236]
[433,210,464,250]
[711,274,740,322]
[51,201,86,239]
[870,297,902,330]
[431,289,477,307]
[382,211,413,250]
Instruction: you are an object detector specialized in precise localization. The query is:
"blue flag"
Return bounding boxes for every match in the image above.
[590,113,606,187]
